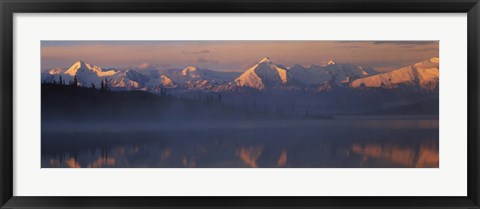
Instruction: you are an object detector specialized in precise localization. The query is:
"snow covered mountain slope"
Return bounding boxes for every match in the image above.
[108,69,153,88]
[351,57,439,90]
[287,64,333,86]
[145,75,176,87]
[44,61,156,88]
[41,57,437,94]
[163,66,239,84]
[64,61,117,77]
[321,60,377,85]
[234,57,291,90]
[232,57,377,90]
[63,61,119,86]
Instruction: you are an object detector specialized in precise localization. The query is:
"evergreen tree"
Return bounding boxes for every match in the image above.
[59,75,63,85]
[73,75,78,87]
[104,78,109,91]
[160,87,167,97]
[101,80,105,90]
[91,83,96,89]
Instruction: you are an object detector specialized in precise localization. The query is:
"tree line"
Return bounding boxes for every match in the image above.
[42,75,110,91]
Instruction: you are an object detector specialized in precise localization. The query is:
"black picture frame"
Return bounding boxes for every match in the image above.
[1,0,479,208]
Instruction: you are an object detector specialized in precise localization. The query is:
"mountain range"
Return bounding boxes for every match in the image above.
[41,57,439,94]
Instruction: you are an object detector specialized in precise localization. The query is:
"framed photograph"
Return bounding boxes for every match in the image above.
[1,0,479,208]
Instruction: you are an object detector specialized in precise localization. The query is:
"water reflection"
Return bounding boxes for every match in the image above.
[350,142,438,167]
[236,146,263,168]
[277,149,288,167]
[41,119,439,168]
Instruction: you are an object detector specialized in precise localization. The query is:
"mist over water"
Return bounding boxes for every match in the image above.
[40,52,440,168]
[42,117,439,168]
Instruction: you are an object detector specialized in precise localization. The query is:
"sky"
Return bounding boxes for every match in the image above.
[41,41,438,72]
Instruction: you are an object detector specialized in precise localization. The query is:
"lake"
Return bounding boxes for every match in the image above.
[41,117,439,168]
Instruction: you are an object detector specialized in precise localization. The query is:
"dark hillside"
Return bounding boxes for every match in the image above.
[42,84,332,123]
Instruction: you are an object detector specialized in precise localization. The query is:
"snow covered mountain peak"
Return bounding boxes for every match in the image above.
[234,57,290,90]
[178,66,201,80]
[65,60,91,76]
[160,65,239,86]
[42,58,437,94]
[413,57,440,69]
[75,60,87,66]
[351,57,439,90]
[259,57,272,63]
[327,60,336,65]
[65,60,118,78]
[48,68,64,75]
[183,66,198,72]
[74,60,87,66]
[429,57,439,63]
[233,57,381,90]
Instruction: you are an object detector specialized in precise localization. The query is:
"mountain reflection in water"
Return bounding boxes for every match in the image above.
[41,118,439,168]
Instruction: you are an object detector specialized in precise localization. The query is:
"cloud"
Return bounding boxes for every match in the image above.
[372,41,438,45]
[181,49,211,54]
[336,41,437,46]
[42,41,439,72]
[137,62,152,69]
[195,57,219,64]
[133,62,172,78]
[335,44,361,49]
[136,62,171,70]
[194,50,210,54]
